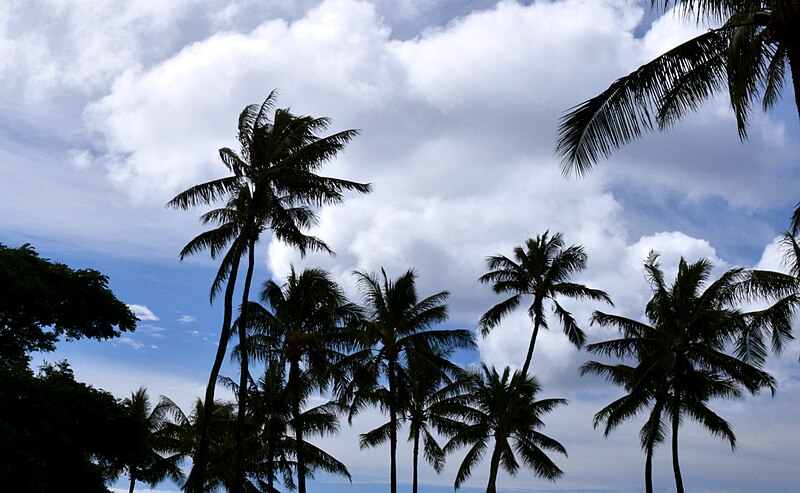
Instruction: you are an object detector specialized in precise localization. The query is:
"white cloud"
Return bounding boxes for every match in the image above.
[117,337,145,350]
[128,304,160,321]
[177,314,196,323]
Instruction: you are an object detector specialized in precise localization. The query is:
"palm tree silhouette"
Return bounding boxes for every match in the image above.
[350,268,474,493]
[582,252,790,492]
[438,365,567,493]
[479,231,611,377]
[120,387,184,493]
[245,267,361,493]
[168,91,369,492]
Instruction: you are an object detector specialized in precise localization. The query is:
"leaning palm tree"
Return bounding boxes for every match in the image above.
[168,91,370,492]
[245,267,361,493]
[120,388,184,493]
[557,1,800,176]
[582,252,789,493]
[351,269,475,493]
[437,365,567,493]
[479,231,611,377]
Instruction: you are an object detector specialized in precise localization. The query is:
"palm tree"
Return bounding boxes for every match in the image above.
[479,231,611,377]
[351,269,475,493]
[245,267,361,493]
[557,1,800,176]
[221,359,352,493]
[404,347,459,493]
[167,91,370,492]
[358,344,460,493]
[248,361,296,492]
[164,397,238,493]
[581,252,788,493]
[437,365,567,493]
[120,388,184,493]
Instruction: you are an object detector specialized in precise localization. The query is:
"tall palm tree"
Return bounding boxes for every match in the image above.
[351,269,475,493]
[168,91,370,492]
[581,252,789,493]
[404,347,459,493]
[437,365,567,493]
[120,388,184,493]
[479,231,611,377]
[357,344,460,493]
[557,1,800,176]
[245,267,361,493]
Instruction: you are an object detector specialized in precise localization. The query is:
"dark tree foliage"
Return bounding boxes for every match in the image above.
[0,243,137,366]
[0,361,138,493]
[0,243,140,492]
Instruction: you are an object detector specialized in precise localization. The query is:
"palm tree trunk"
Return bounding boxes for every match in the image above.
[187,255,242,493]
[644,443,654,493]
[388,358,398,493]
[644,398,664,493]
[519,320,541,378]
[412,427,420,493]
[290,360,307,493]
[671,403,684,493]
[128,475,136,493]
[234,239,257,493]
[485,443,503,493]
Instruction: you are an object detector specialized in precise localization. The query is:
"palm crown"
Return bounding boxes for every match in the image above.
[479,231,612,376]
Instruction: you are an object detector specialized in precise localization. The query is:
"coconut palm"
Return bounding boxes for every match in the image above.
[581,252,789,492]
[437,365,567,493]
[168,91,370,492]
[557,1,800,176]
[164,398,238,493]
[220,360,352,493]
[245,267,361,493]
[479,231,611,377]
[120,388,184,493]
[357,344,460,493]
[247,361,296,492]
[350,269,475,493]
[404,347,461,493]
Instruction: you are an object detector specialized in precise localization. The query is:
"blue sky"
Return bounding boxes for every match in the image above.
[4,0,800,491]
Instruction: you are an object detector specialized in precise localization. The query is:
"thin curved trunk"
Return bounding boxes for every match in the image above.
[128,475,136,493]
[644,443,654,493]
[671,399,684,493]
[388,358,398,493]
[290,359,307,493]
[485,441,503,493]
[519,319,541,378]
[644,398,664,493]
[411,426,420,493]
[234,238,257,493]
[187,254,241,493]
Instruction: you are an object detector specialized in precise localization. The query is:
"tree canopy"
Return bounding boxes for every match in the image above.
[0,243,137,366]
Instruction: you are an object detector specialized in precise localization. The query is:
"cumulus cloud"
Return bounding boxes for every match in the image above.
[177,314,196,323]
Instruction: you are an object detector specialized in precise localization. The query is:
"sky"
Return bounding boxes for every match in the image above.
[3,0,800,491]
